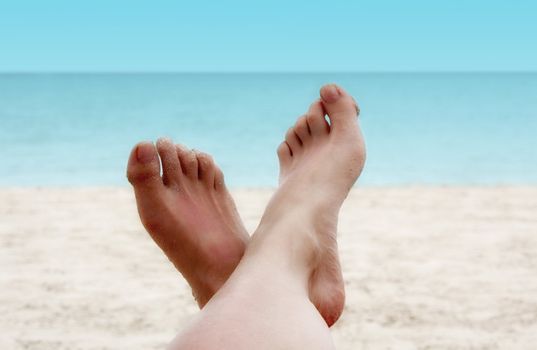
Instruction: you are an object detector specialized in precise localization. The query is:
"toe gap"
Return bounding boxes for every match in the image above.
[293,130,303,146]
[157,155,165,178]
[285,141,294,156]
[305,117,313,135]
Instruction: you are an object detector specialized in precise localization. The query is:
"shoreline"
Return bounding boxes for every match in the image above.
[2,183,537,189]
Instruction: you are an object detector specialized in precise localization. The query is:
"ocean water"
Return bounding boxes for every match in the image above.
[0,73,536,187]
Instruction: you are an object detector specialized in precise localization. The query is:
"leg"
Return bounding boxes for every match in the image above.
[169,84,365,349]
[169,233,336,350]
[126,84,361,326]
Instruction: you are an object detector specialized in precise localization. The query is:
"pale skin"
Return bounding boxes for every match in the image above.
[127,84,365,348]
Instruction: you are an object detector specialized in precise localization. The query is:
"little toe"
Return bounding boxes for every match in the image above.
[156,137,182,187]
[127,141,163,189]
[277,141,293,168]
[196,152,216,186]
[319,84,359,130]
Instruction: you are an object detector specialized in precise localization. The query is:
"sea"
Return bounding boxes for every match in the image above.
[0,73,536,187]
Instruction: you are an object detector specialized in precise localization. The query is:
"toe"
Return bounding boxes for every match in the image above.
[126,141,163,188]
[213,166,226,191]
[178,148,199,179]
[306,100,329,137]
[293,115,311,144]
[307,99,327,118]
[175,143,189,164]
[319,84,359,130]
[284,127,302,155]
[156,138,182,187]
[277,141,292,168]
[196,152,216,186]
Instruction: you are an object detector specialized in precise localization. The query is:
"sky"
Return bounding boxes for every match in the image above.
[0,0,536,72]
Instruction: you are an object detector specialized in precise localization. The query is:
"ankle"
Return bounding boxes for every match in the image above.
[247,220,321,274]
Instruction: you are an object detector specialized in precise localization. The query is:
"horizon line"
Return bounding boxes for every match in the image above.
[0,70,536,75]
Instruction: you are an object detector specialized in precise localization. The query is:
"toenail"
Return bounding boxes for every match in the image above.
[322,84,341,103]
[136,143,156,163]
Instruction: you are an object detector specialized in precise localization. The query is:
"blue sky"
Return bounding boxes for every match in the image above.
[0,0,536,72]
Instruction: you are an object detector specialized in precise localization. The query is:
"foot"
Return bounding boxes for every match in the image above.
[270,84,365,325]
[126,138,249,307]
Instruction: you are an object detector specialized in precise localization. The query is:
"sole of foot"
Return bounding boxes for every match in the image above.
[126,138,249,307]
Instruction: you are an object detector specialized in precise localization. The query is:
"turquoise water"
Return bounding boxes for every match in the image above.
[1,73,536,187]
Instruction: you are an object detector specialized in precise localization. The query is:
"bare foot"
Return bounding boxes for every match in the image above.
[269,83,365,325]
[126,138,249,307]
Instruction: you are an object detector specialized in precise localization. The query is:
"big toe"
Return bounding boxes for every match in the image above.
[126,141,162,188]
[319,84,359,130]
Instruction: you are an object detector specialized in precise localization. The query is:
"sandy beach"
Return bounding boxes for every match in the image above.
[1,186,537,350]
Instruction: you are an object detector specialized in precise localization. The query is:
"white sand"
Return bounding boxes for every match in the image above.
[1,187,537,350]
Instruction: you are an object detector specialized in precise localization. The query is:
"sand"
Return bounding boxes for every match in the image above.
[1,187,537,350]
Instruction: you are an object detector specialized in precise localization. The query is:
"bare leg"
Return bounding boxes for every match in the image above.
[168,84,365,349]
[169,229,337,350]
[126,84,361,326]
